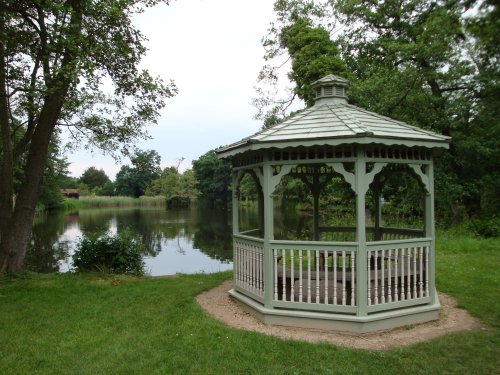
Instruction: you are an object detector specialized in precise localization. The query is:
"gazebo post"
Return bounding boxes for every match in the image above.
[262,152,275,309]
[424,159,436,304]
[355,151,368,317]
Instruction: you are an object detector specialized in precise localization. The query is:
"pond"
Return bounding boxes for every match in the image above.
[26,205,235,276]
[26,203,317,276]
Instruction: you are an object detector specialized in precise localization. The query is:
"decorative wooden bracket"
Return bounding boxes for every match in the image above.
[328,163,356,192]
[232,171,245,198]
[409,164,430,194]
[328,162,387,196]
[360,163,388,196]
[269,164,296,195]
[252,167,264,187]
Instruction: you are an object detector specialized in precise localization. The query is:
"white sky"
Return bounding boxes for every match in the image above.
[67,0,298,179]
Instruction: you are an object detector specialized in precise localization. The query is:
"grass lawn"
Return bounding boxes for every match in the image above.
[0,235,499,374]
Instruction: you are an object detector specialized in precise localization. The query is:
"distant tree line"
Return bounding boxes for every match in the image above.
[40,148,230,210]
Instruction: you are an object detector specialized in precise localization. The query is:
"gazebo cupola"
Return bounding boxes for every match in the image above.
[312,74,349,105]
[217,75,450,333]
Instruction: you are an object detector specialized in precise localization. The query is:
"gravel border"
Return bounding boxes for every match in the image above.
[196,280,484,351]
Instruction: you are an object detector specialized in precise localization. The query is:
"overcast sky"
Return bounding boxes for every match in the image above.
[67,0,298,179]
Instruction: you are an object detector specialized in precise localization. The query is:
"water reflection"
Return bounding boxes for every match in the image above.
[26,205,234,276]
[26,203,319,276]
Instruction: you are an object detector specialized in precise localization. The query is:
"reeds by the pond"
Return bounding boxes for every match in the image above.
[68,196,166,208]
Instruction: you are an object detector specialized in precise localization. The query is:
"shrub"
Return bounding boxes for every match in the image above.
[72,230,145,275]
[467,217,500,238]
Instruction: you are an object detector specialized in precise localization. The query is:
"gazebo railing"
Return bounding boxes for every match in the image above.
[233,235,432,315]
[366,238,432,312]
[271,240,358,313]
[234,234,264,302]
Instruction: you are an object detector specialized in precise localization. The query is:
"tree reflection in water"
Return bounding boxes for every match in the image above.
[26,205,234,274]
[26,203,314,274]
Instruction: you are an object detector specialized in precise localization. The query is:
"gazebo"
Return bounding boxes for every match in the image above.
[216,75,450,333]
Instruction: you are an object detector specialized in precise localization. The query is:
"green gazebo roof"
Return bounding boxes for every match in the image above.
[217,75,450,158]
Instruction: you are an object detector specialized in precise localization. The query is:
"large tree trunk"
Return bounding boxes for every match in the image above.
[0,94,67,272]
[0,1,83,273]
[0,23,15,269]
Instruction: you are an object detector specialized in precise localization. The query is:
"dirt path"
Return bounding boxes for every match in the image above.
[196,280,484,351]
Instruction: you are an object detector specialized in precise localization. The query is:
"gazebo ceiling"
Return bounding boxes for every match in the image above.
[217,75,450,158]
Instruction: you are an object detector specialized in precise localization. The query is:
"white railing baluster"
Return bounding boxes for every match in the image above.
[413,247,417,299]
[250,245,255,294]
[425,246,429,297]
[259,249,263,296]
[418,246,423,298]
[324,250,328,305]
[381,249,385,304]
[307,250,311,303]
[342,250,346,305]
[333,251,337,305]
[367,251,372,306]
[235,243,239,288]
[274,249,278,301]
[351,251,355,306]
[299,250,303,302]
[387,248,392,302]
[316,250,320,303]
[244,243,247,289]
[394,248,399,302]
[406,247,411,300]
[282,248,286,301]
[400,248,405,301]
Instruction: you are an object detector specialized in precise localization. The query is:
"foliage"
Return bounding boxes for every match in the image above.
[192,150,231,207]
[467,217,500,238]
[97,181,115,196]
[255,9,349,123]
[114,149,161,198]
[77,195,165,207]
[79,167,110,191]
[0,0,176,273]
[147,167,198,207]
[238,173,259,201]
[36,147,73,211]
[254,0,500,228]
[72,230,145,275]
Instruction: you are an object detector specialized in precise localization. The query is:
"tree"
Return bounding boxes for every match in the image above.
[79,167,110,191]
[192,150,231,207]
[148,167,198,207]
[0,1,176,273]
[256,0,499,226]
[97,181,115,196]
[115,149,161,198]
[38,142,73,211]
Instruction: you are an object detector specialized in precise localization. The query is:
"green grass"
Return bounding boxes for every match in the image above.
[0,236,499,374]
[76,195,166,208]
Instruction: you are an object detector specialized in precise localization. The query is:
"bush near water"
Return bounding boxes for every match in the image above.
[72,230,145,275]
